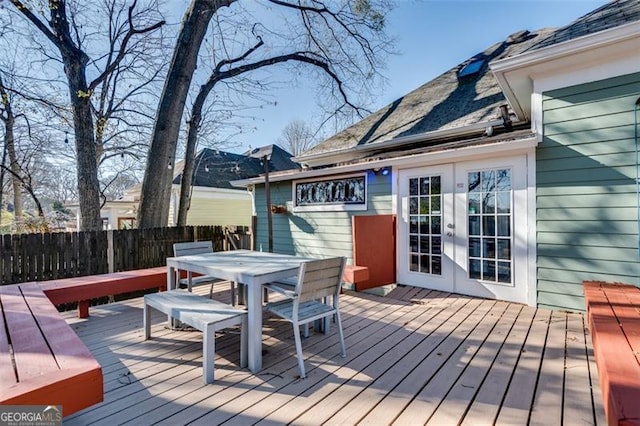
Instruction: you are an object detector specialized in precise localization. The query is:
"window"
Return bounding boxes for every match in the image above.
[293,174,367,212]
[458,59,485,78]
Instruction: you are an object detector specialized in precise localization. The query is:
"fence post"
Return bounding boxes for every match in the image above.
[107,230,114,273]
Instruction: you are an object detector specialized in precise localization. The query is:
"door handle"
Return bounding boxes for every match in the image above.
[447,231,454,237]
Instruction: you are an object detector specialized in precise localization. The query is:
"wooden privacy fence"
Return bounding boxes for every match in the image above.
[0,225,251,285]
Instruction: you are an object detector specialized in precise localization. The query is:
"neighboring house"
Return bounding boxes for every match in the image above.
[233,0,640,311]
[67,145,298,229]
[169,145,298,227]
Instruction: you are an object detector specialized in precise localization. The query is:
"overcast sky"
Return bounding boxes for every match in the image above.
[212,0,608,154]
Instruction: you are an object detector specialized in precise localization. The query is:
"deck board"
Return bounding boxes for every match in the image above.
[61,286,605,425]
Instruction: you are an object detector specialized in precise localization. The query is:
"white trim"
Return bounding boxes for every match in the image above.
[291,172,368,213]
[232,135,539,187]
[526,150,537,307]
[492,21,640,122]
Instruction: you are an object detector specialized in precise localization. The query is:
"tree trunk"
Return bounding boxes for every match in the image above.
[4,114,23,225]
[176,81,212,226]
[138,0,234,228]
[64,56,102,231]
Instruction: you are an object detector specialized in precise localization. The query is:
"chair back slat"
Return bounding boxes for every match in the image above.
[297,257,345,303]
[173,241,213,257]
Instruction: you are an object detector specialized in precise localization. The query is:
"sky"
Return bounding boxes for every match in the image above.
[226,0,608,155]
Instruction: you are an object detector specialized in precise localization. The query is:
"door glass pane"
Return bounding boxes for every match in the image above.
[410,197,418,214]
[410,216,418,233]
[420,178,430,195]
[408,173,443,276]
[420,197,430,214]
[410,235,418,252]
[497,239,511,260]
[431,196,441,214]
[410,178,419,196]
[497,192,510,213]
[431,236,442,255]
[420,255,431,273]
[410,254,419,272]
[467,168,513,284]
[431,176,441,195]
[420,236,429,253]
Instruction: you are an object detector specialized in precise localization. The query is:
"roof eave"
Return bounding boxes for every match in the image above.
[292,117,512,169]
[491,20,640,120]
[232,132,538,187]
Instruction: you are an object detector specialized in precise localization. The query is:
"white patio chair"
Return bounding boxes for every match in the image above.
[264,256,347,378]
[173,241,237,305]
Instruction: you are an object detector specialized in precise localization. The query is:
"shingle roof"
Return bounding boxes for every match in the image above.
[301,29,554,158]
[526,0,640,51]
[173,145,298,190]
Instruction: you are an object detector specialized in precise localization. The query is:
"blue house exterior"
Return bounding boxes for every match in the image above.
[234,0,640,311]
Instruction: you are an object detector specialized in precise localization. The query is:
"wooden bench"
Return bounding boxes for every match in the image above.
[343,265,370,289]
[143,290,247,383]
[38,266,167,318]
[0,283,103,416]
[1,266,170,415]
[583,281,640,426]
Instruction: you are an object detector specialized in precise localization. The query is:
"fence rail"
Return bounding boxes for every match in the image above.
[0,225,251,285]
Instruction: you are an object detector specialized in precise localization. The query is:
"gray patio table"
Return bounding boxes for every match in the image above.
[166,249,315,372]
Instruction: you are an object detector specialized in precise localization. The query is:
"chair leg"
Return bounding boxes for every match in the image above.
[209,282,214,299]
[335,311,346,358]
[292,322,306,378]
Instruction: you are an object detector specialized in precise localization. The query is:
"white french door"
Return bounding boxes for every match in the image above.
[397,155,530,304]
[397,165,455,292]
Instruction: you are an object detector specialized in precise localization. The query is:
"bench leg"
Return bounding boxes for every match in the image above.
[144,302,152,340]
[203,323,215,384]
[78,300,90,319]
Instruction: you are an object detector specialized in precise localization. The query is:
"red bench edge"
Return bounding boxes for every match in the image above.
[583,280,640,425]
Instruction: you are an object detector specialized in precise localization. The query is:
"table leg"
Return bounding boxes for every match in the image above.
[247,283,262,372]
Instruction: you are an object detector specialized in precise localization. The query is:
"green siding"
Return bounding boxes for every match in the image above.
[537,71,640,311]
[254,172,393,262]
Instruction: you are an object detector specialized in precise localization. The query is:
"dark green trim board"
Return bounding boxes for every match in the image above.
[538,71,640,311]
[254,172,393,262]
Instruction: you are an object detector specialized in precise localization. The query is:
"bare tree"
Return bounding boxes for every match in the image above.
[0,72,25,226]
[139,0,392,228]
[8,0,164,231]
[277,119,319,156]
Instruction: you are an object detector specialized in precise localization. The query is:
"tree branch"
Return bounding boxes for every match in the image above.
[88,1,165,91]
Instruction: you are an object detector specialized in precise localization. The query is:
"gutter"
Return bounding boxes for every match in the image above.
[232,132,537,187]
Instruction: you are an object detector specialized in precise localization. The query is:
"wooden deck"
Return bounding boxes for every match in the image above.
[61,285,605,425]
